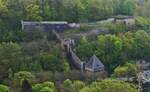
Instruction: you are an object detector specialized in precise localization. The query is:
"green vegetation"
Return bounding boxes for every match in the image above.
[76,30,150,72]
[113,63,138,77]
[13,71,35,86]
[0,0,145,31]
[0,84,9,92]
[0,0,150,92]
[62,79,85,92]
[32,82,55,92]
[80,79,138,92]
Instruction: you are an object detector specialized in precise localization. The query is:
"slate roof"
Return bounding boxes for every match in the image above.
[139,70,150,83]
[85,55,104,72]
[143,70,150,79]
[21,21,69,31]
[22,21,68,25]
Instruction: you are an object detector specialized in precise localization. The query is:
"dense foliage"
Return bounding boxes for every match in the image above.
[1,0,149,31]
[0,84,9,92]
[76,30,150,72]
[32,81,55,92]
[113,63,138,77]
[62,79,85,92]
[0,0,150,92]
[80,79,138,92]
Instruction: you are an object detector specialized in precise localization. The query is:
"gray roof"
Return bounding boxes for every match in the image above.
[140,70,150,83]
[85,55,104,72]
[22,21,68,25]
[143,70,150,79]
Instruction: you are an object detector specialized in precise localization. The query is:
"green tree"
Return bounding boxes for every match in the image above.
[96,35,123,72]
[0,0,8,17]
[133,30,150,60]
[87,0,113,21]
[121,32,137,61]
[0,42,23,80]
[40,87,53,92]
[113,62,138,77]
[76,36,94,60]
[0,84,9,92]
[14,71,35,86]
[73,80,85,92]
[122,0,136,15]
[25,4,42,21]
[63,60,70,73]
[42,2,56,21]
[0,0,9,30]
[113,0,136,15]
[80,79,138,92]
[135,0,150,17]
[76,30,150,73]
[32,81,55,92]
[135,17,150,30]
[40,53,64,71]
[62,0,84,22]
[63,79,74,92]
